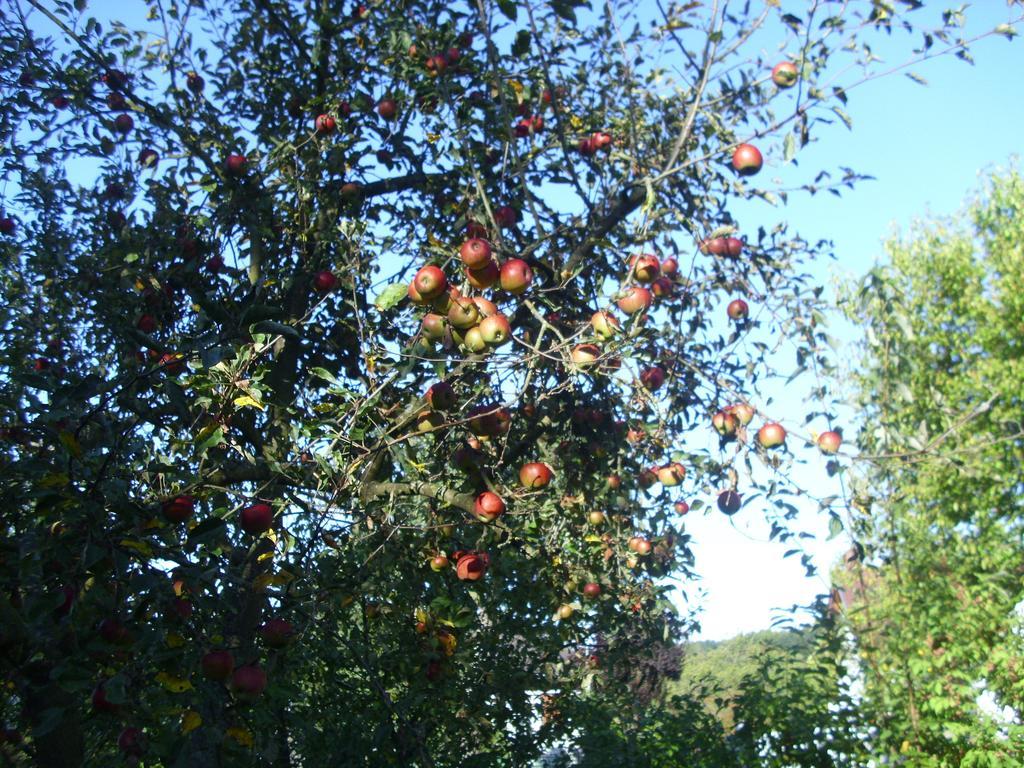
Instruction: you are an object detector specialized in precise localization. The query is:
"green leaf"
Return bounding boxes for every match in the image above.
[832,105,853,130]
[195,426,224,455]
[374,282,408,311]
[512,30,531,58]
[827,514,843,540]
[187,516,227,543]
[310,367,339,384]
[497,0,517,21]
[783,132,797,162]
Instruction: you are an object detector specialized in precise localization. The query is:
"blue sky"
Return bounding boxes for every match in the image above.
[686,4,1024,640]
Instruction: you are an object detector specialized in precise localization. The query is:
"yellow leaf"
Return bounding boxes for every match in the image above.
[181,710,202,735]
[59,431,82,458]
[39,472,69,488]
[551,555,561,566]
[155,672,193,693]
[195,422,219,443]
[271,570,295,585]
[119,539,154,558]
[233,395,264,411]
[257,551,275,563]
[252,573,275,592]
[426,133,440,144]
[226,726,253,747]
[165,632,187,649]
[508,80,524,97]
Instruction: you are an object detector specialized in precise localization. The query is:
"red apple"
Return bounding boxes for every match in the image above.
[514,114,544,137]
[479,313,512,346]
[313,270,338,293]
[727,298,749,320]
[466,404,511,437]
[417,410,444,432]
[103,68,129,91]
[772,61,799,88]
[113,113,134,134]
[660,257,679,276]
[315,113,337,134]
[0,217,14,236]
[240,502,274,534]
[459,238,492,270]
[657,463,685,487]
[757,422,787,449]
[138,148,159,167]
[717,490,742,515]
[186,71,205,93]
[605,474,621,490]
[472,296,499,317]
[117,727,146,756]
[591,131,613,151]
[712,410,739,437]
[426,381,456,410]
[674,501,690,515]
[98,618,130,645]
[162,495,195,524]
[494,206,518,228]
[137,314,157,333]
[499,258,533,294]
[572,343,601,367]
[578,137,595,156]
[638,468,657,489]
[429,554,449,572]
[466,260,499,289]
[651,276,674,299]
[591,310,620,339]
[616,286,652,315]
[201,650,235,681]
[455,552,489,581]
[340,182,362,202]
[421,313,447,340]
[259,618,295,648]
[91,683,119,713]
[160,352,185,375]
[629,253,660,283]
[230,665,267,698]
[474,491,505,522]
[224,153,248,177]
[727,403,755,426]
[629,536,652,555]
[818,430,842,455]
[582,582,601,598]
[519,462,554,488]
[640,367,665,391]
[732,143,763,176]
[376,97,398,120]
[413,265,447,301]
[447,296,480,330]
[107,91,127,110]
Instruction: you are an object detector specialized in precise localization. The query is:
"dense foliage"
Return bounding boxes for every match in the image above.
[837,167,1024,766]
[0,0,1013,765]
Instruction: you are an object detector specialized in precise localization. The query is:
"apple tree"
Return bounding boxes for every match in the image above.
[0,0,1010,765]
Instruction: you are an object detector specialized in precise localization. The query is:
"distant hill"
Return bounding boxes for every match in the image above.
[666,629,814,730]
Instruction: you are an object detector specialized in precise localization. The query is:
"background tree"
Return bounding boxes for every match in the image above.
[836,167,1024,765]
[0,0,1014,766]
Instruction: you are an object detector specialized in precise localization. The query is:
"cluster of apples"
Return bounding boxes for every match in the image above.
[714,404,789,450]
[711,402,843,514]
[412,235,529,355]
[572,251,681,369]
